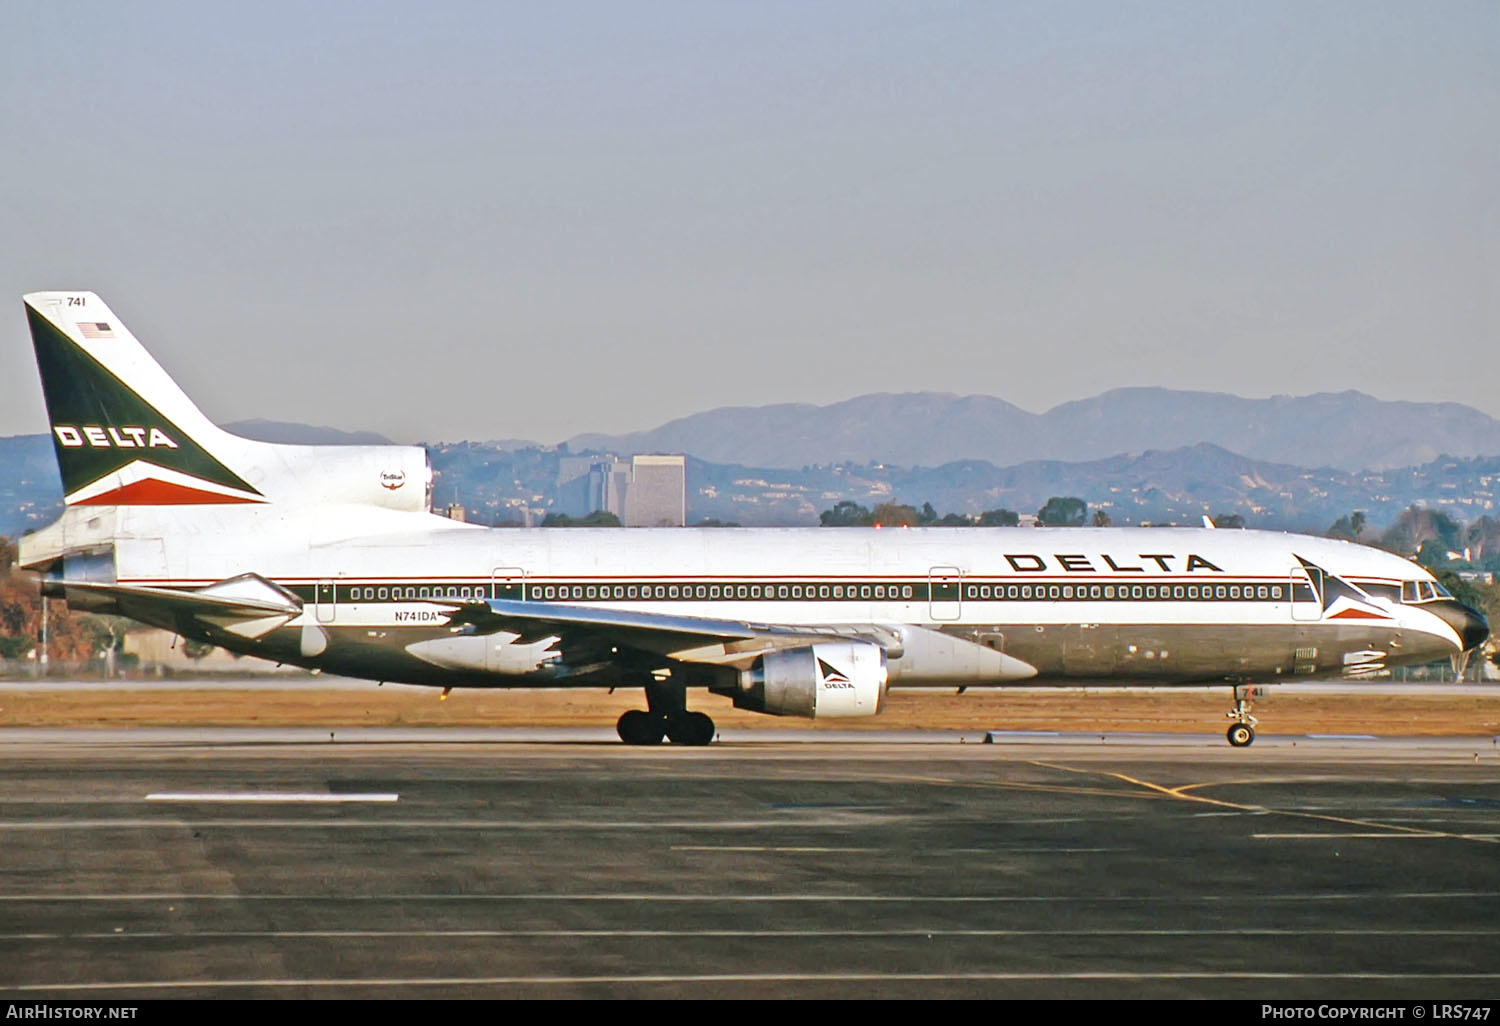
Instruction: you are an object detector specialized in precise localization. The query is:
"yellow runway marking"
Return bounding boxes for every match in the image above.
[1028,761,1499,845]
[869,770,1165,802]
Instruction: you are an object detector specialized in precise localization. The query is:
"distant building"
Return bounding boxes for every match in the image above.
[625,455,686,527]
[555,456,630,519]
[553,452,686,525]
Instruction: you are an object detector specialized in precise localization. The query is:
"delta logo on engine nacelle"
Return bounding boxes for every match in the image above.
[818,657,856,689]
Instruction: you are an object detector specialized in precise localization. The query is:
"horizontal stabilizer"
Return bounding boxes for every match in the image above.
[49,573,302,638]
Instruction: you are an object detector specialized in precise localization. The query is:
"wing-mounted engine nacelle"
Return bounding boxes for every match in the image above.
[714,641,888,718]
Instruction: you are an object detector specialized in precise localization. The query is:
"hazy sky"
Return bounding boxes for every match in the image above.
[2,1,1495,444]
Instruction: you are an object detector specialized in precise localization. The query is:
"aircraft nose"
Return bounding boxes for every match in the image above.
[1433,600,1490,652]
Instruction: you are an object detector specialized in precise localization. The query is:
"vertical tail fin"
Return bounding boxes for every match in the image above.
[23,292,266,505]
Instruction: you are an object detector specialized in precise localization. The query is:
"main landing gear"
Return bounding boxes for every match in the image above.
[1225,684,1261,747]
[616,680,716,746]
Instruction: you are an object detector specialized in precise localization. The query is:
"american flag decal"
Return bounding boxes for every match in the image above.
[77,321,114,339]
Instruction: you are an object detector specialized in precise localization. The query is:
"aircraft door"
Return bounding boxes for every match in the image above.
[1290,567,1322,621]
[491,567,525,601]
[929,567,962,621]
[314,579,337,623]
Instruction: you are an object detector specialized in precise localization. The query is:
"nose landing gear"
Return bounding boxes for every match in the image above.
[1225,684,1261,747]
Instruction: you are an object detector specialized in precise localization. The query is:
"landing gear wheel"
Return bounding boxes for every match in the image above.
[666,710,716,746]
[617,709,666,746]
[1224,684,1261,748]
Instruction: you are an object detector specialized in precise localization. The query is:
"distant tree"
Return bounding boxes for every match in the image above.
[1036,497,1087,527]
[1211,512,1245,529]
[1327,510,1367,541]
[692,518,741,528]
[1381,506,1462,556]
[820,501,873,527]
[1465,516,1500,563]
[871,503,922,527]
[1091,509,1112,527]
[1435,570,1483,611]
[977,508,1020,527]
[919,502,939,525]
[541,510,622,527]
[1417,539,1461,571]
[933,513,973,527]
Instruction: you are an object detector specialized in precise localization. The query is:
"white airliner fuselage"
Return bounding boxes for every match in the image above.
[16,292,1489,746]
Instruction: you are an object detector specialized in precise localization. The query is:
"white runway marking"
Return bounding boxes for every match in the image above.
[145,793,399,803]
[670,846,878,852]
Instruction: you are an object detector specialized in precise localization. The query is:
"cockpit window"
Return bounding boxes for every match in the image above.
[1360,582,1401,601]
[1400,580,1447,603]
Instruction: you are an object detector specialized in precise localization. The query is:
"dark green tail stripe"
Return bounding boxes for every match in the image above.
[27,305,260,498]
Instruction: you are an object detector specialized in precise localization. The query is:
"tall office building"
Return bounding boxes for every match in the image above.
[624,455,686,527]
[554,453,685,525]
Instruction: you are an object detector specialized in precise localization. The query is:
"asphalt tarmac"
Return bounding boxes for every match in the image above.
[1,728,1497,999]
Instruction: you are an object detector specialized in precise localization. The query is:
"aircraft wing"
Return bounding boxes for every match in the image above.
[446,598,898,665]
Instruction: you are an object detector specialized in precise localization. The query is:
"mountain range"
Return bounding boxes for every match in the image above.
[3,391,1500,536]
[565,388,1500,473]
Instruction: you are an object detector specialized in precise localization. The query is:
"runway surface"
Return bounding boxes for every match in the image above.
[1,728,1497,999]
